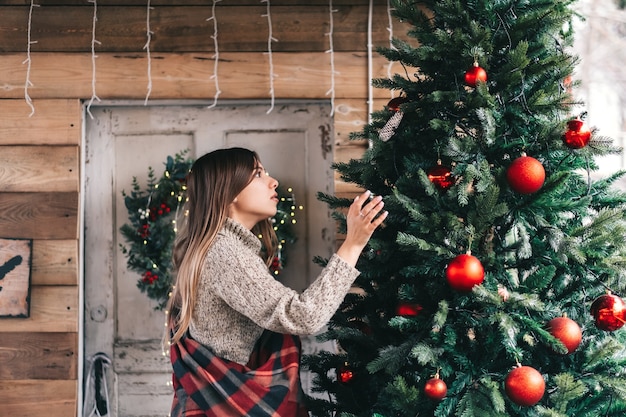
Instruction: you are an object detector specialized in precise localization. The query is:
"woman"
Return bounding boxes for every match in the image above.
[167,147,387,416]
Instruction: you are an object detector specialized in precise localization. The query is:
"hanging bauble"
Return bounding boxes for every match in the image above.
[590,293,626,331]
[445,253,484,292]
[562,118,591,149]
[396,302,423,317]
[380,97,407,142]
[464,62,487,87]
[506,155,545,194]
[424,375,447,401]
[387,96,408,112]
[505,365,545,406]
[547,316,582,354]
[427,163,454,190]
[338,362,354,384]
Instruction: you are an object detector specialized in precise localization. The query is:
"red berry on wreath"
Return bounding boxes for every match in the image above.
[506,155,545,194]
[445,253,484,292]
[464,62,487,87]
[505,365,545,406]
[590,292,626,331]
[424,375,447,401]
[563,118,591,149]
[427,163,454,190]
[547,316,582,354]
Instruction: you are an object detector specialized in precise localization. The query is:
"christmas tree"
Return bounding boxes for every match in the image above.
[304,0,626,415]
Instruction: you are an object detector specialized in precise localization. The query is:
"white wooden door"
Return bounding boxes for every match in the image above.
[83,103,335,417]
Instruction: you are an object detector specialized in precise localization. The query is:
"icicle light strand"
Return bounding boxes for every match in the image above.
[23,0,39,117]
[86,0,101,119]
[325,0,337,116]
[261,0,277,114]
[386,0,397,98]
[367,0,374,139]
[207,0,222,109]
[144,0,153,105]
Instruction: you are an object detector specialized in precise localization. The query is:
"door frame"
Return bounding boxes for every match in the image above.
[79,98,335,416]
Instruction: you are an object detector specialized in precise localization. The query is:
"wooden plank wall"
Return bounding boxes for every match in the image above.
[0,1,413,416]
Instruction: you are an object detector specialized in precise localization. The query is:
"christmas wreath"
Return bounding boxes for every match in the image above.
[120,150,300,310]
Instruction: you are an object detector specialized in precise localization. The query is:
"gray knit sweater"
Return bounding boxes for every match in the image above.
[189,218,360,365]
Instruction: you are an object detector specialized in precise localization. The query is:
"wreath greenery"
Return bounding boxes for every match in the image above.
[120,150,300,309]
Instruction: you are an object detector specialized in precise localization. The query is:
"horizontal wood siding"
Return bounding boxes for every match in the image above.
[0,2,406,415]
[0,99,81,145]
[0,4,410,53]
[0,52,407,100]
[0,380,77,417]
[0,96,81,416]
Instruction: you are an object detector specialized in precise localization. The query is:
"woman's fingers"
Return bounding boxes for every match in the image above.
[352,191,387,227]
[359,195,383,219]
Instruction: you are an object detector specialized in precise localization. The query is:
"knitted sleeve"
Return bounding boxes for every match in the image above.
[205,241,359,335]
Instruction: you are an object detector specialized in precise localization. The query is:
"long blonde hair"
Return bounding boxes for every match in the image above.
[166,147,277,344]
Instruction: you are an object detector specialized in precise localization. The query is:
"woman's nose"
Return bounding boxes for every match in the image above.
[270,176,279,189]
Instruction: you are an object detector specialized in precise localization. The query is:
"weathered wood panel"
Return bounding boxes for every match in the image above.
[0,52,408,101]
[0,332,77,379]
[0,4,411,53]
[0,99,81,145]
[0,286,78,333]
[31,240,78,286]
[0,146,79,192]
[114,340,169,374]
[0,379,76,417]
[0,192,78,240]
[118,373,173,416]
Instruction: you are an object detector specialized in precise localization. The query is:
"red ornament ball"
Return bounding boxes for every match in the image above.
[506,156,545,194]
[396,302,423,317]
[505,365,545,407]
[547,316,582,354]
[445,254,485,292]
[427,164,454,190]
[464,63,487,87]
[424,377,447,401]
[563,118,591,149]
[338,363,354,384]
[386,96,408,112]
[590,293,626,331]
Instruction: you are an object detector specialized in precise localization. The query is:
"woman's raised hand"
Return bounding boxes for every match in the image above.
[336,190,388,267]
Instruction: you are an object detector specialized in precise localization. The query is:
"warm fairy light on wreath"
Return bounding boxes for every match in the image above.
[120,150,302,308]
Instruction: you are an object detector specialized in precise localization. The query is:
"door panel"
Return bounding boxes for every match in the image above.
[84,103,335,416]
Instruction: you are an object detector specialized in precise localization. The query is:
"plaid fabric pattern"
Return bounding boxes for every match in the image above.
[170,330,309,417]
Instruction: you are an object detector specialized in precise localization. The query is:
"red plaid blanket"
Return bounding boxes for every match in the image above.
[170,330,309,417]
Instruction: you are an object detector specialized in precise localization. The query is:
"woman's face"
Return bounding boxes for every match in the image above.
[228,161,279,229]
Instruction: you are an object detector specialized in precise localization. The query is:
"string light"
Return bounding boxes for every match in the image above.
[261,0,278,114]
[23,0,39,117]
[144,0,153,105]
[386,0,397,98]
[207,0,222,108]
[86,0,101,119]
[366,0,374,126]
[325,0,337,116]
